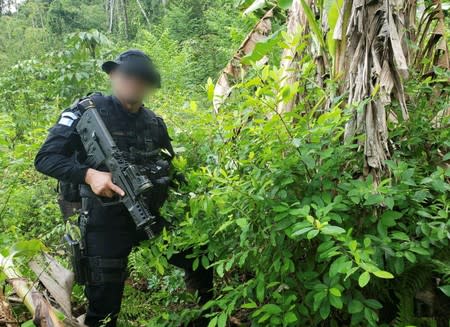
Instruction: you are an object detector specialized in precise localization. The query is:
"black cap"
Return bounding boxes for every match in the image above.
[101,49,161,88]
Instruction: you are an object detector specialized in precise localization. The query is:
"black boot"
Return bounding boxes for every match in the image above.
[184,266,214,305]
[186,316,209,327]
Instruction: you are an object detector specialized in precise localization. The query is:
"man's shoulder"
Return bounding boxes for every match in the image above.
[141,106,163,121]
[64,91,105,110]
[55,92,108,128]
[78,91,110,108]
[141,108,170,134]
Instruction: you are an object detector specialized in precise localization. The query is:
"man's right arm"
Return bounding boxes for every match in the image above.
[34,102,125,197]
[34,104,90,184]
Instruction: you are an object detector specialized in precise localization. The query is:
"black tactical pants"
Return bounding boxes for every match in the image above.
[81,197,213,327]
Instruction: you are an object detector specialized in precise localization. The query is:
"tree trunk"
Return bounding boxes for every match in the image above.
[121,0,129,39]
[276,0,310,114]
[108,0,115,33]
[135,0,150,26]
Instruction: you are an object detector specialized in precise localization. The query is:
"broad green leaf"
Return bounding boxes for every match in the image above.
[291,227,313,237]
[206,77,214,101]
[208,316,218,327]
[22,320,38,327]
[317,240,335,253]
[273,205,289,212]
[391,231,409,241]
[9,239,46,257]
[321,225,345,235]
[348,299,364,313]
[257,313,271,323]
[283,311,298,324]
[404,251,416,263]
[262,303,282,314]
[216,262,224,277]
[364,194,384,205]
[329,256,349,277]
[438,285,450,297]
[409,247,430,256]
[364,299,383,309]
[243,0,267,15]
[373,270,394,279]
[256,279,265,302]
[242,301,258,309]
[319,300,330,319]
[329,287,341,297]
[358,271,370,287]
[313,291,327,311]
[278,0,293,9]
[307,229,319,239]
[241,30,281,65]
[235,218,248,229]
[325,0,343,59]
[380,210,402,227]
[344,267,360,281]
[329,293,343,309]
[218,313,227,327]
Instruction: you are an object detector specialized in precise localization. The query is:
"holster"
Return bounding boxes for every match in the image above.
[64,196,128,286]
[64,233,87,285]
[63,197,90,285]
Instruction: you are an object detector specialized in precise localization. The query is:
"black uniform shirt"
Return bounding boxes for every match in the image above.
[34,93,174,185]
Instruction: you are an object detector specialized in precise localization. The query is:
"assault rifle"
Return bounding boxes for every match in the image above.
[76,107,157,239]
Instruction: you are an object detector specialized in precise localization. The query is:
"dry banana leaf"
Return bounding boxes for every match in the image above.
[339,0,415,179]
[29,253,74,317]
[414,0,449,73]
[0,288,17,327]
[213,8,274,112]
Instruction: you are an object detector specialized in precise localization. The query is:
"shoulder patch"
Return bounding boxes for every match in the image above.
[57,111,79,126]
[86,91,103,96]
[61,112,78,120]
[57,103,83,127]
[58,116,75,127]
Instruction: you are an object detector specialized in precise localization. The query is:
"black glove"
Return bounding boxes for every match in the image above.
[170,172,188,189]
[175,172,188,185]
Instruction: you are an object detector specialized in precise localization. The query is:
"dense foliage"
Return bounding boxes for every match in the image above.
[0,0,449,326]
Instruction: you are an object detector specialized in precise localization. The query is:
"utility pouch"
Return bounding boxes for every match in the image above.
[59,180,81,202]
[57,180,81,221]
[64,233,87,285]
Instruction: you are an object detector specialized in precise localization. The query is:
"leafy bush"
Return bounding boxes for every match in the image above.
[155,31,450,326]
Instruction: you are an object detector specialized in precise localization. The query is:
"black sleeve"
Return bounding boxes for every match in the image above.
[34,104,90,184]
[156,116,188,187]
[156,116,175,159]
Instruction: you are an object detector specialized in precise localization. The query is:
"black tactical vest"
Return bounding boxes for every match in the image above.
[77,92,172,212]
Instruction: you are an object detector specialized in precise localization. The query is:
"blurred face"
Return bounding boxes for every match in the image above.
[109,69,154,105]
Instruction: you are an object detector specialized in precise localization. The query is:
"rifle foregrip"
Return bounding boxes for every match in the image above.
[143,225,155,239]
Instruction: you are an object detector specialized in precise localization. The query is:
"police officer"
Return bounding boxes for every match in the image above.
[35,49,213,327]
